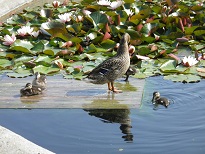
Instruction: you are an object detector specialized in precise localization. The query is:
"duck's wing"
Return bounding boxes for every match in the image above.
[89,57,121,76]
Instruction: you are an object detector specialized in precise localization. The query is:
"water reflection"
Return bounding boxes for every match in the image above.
[84,93,133,142]
[20,94,44,104]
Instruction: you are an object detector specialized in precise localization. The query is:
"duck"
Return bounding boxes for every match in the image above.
[32,72,47,90]
[124,66,137,81]
[87,33,130,93]
[20,83,43,96]
[152,91,170,108]
[20,83,33,96]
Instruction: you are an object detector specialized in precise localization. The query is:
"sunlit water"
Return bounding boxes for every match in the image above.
[0,76,205,154]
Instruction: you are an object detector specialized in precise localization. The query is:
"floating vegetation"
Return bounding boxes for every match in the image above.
[0,0,205,83]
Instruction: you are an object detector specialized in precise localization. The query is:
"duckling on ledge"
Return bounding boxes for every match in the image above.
[20,83,42,96]
[20,83,33,96]
[152,91,170,108]
[87,33,130,93]
[125,66,137,82]
[32,72,47,90]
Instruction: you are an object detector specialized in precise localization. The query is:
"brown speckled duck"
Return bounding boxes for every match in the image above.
[87,33,130,93]
[20,83,42,96]
[32,72,47,90]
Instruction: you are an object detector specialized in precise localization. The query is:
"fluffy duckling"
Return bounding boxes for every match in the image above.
[32,72,47,90]
[87,33,130,93]
[152,91,170,108]
[20,83,42,96]
[125,66,137,81]
[20,83,33,96]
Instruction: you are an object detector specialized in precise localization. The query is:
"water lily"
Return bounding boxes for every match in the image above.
[76,15,83,22]
[97,0,111,6]
[3,33,16,46]
[31,30,40,37]
[82,10,92,16]
[182,56,198,67]
[17,26,34,36]
[57,13,72,23]
[108,0,124,10]
[52,1,60,8]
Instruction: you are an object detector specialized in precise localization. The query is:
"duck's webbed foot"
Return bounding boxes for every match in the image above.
[107,82,122,93]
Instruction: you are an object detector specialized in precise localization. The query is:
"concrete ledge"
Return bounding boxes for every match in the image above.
[0,75,144,109]
[0,125,55,154]
[0,0,65,22]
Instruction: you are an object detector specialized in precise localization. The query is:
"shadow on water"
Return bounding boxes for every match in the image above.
[84,108,133,142]
[83,92,133,142]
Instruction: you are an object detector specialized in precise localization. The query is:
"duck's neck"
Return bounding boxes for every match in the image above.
[117,41,129,56]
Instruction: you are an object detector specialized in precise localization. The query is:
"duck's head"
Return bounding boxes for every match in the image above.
[120,33,130,44]
[25,83,32,88]
[153,91,160,98]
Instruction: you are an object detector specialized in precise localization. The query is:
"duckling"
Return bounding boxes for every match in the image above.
[125,66,137,81]
[152,91,170,108]
[20,83,42,96]
[32,72,47,90]
[87,33,130,93]
[20,83,33,96]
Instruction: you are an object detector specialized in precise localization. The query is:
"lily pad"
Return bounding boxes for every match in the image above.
[10,40,34,54]
[33,65,60,74]
[0,59,12,69]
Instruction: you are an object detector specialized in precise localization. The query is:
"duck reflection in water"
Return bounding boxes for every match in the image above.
[84,94,133,142]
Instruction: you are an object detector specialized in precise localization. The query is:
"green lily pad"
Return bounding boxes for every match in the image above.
[160,60,178,73]
[7,72,31,78]
[89,11,108,27]
[10,40,34,54]
[164,74,201,83]
[41,21,72,41]
[33,65,60,74]
[0,59,12,69]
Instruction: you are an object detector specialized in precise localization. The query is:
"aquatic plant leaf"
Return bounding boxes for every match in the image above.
[6,72,32,78]
[160,60,178,73]
[164,74,201,83]
[0,59,12,69]
[14,56,33,64]
[63,74,73,79]
[10,40,34,54]
[31,41,45,54]
[35,55,54,65]
[6,15,25,24]
[41,22,71,41]
[100,39,116,49]
[89,11,108,27]
[33,65,60,74]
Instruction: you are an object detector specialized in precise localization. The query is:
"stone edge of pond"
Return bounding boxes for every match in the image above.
[0,0,65,22]
[0,125,55,154]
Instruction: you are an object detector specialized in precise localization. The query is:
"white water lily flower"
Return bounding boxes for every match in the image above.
[124,9,134,16]
[31,30,40,37]
[82,10,92,16]
[58,13,72,23]
[97,0,111,6]
[17,26,34,36]
[3,33,16,46]
[108,0,124,10]
[182,56,198,67]
[52,1,60,8]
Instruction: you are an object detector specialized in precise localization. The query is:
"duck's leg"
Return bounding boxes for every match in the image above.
[111,82,122,93]
[108,82,112,91]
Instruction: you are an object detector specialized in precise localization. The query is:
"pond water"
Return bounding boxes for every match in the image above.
[0,76,205,154]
